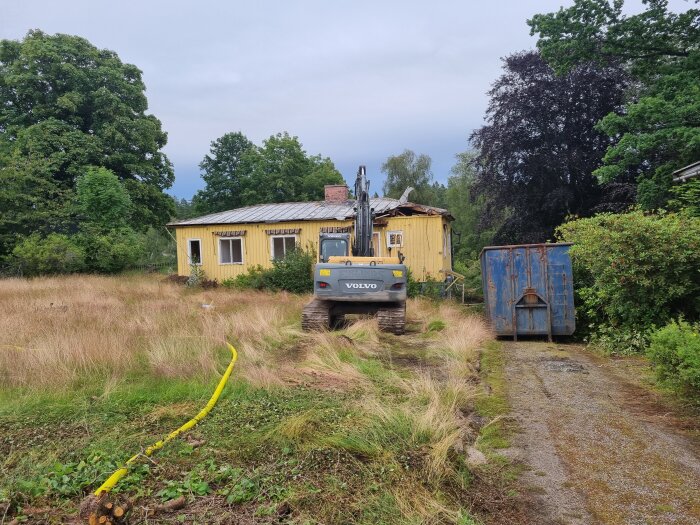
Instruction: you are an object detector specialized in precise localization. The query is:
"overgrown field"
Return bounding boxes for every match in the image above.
[0,275,508,524]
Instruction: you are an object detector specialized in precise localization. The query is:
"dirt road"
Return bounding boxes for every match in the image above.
[502,342,700,525]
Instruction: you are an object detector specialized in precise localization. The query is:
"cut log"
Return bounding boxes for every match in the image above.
[113,506,125,518]
[89,513,98,525]
[154,495,186,513]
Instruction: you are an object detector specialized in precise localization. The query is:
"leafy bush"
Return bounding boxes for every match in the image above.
[12,234,86,276]
[557,211,700,352]
[263,248,314,294]
[10,228,147,276]
[453,258,483,300]
[222,265,267,290]
[587,325,650,356]
[406,269,443,299]
[79,228,146,273]
[647,320,700,394]
[222,247,314,294]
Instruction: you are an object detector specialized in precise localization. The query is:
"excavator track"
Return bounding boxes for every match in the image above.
[301,299,331,331]
[377,302,406,335]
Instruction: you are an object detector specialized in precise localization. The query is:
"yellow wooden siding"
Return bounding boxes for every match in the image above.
[174,215,452,282]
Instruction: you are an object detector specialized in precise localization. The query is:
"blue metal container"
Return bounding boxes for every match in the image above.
[480,243,575,340]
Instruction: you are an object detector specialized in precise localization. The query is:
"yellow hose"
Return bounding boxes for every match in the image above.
[93,342,238,496]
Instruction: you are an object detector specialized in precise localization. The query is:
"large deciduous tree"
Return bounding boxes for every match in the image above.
[193,132,344,212]
[0,30,174,257]
[470,51,630,244]
[529,0,700,210]
[381,150,444,205]
[192,132,256,214]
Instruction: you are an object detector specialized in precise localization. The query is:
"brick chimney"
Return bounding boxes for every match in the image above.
[324,184,349,203]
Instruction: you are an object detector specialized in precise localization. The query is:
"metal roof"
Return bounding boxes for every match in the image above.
[673,160,700,183]
[168,198,451,226]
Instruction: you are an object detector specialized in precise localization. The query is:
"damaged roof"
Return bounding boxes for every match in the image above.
[168,198,452,226]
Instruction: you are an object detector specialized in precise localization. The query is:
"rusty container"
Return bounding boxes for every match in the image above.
[480,243,575,340]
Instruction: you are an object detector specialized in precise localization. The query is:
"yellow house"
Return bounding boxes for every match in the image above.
[168,185,454,282]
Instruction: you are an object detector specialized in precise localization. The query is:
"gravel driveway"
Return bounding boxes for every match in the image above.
[503,342,700,525]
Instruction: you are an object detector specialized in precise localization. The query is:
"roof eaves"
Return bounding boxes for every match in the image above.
[672,160,700,183]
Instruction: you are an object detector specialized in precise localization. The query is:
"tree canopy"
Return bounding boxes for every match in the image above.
[381,149,446,206]
[529,0,700,209]
[193,132,344,214]
[0,30,174,258]
[470,51,631,244]
[192,132,256,213]
[75,167,132,231]
[446,152,494,260]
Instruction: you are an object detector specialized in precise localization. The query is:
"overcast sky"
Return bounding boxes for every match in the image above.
[2,1,692,198]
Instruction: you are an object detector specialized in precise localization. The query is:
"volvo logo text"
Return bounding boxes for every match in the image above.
[345,283,377,289]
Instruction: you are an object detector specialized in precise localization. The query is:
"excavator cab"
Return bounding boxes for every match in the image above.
[319,233,350,262]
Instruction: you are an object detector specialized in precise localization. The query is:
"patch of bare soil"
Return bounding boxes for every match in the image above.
[503,342,700,525]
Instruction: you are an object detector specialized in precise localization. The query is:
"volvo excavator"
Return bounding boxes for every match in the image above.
[301,166,407,334]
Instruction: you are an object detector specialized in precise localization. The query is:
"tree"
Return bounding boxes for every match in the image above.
[0,30,174,258]
[192,132,256,214]
[470,51,630,244]
[381,150,436,204]
[172,197,198,220]
[194,132,345,208]
[446,152,495,261]
[242,132,322,204]
[529,0,700,209]
[75,167,132,231]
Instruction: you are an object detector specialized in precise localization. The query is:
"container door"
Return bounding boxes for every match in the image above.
[482,250,513,335]
[513,247,549,335]
[546,246,576,335]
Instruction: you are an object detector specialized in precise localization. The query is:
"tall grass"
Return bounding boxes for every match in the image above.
[0,275,494,524]
[0,275,303,389]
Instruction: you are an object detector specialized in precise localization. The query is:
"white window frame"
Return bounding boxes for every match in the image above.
[218,237,244,265]
[270,235,298,260]
[386,230,403,249]
[372,232,382,257]
[187,238,202,265]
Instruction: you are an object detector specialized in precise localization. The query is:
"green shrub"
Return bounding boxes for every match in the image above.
[79,228,146,273]
[587,325,650,356]
[263,247,314,294]
[223,247,314,294]
[221,265,267,290]
[406,269,443,300]
[557,211,700,352]
[12,234,86,276]
[406,268,421,298]
[647,320,700,394]
[453,258,483,300]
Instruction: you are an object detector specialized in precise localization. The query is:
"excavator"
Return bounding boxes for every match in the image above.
[301,166,407,334]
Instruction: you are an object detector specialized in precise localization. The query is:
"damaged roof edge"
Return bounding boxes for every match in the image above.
[167,198,453,227]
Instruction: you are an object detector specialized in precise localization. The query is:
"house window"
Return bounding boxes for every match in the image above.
[188,239,202,265]
[372,232,381,257]
[386,230,403,248]
[271,235,297,260]
[219,237,244,264]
